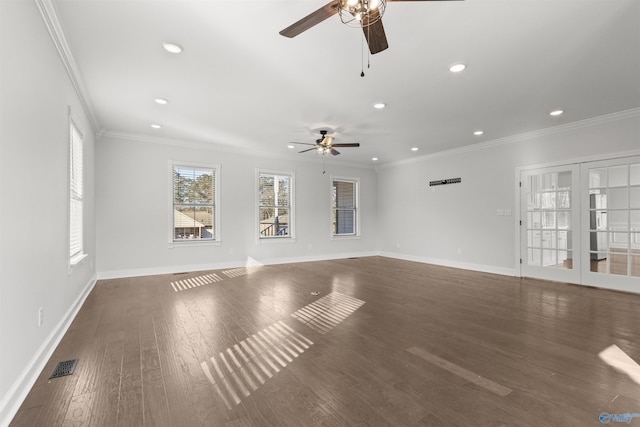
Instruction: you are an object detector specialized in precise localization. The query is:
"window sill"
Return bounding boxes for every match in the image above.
[258,237,296,244]
[169,240,221,248]
[70,253,88,266]
[331,234,361,241]
[68,253,88,274]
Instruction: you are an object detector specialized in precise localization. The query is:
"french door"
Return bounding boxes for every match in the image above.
[581,156,640,290]
[520,165,581,284]
[519,157,640,291]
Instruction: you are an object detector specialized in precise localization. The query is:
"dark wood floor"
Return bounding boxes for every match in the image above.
[10,257,640,426]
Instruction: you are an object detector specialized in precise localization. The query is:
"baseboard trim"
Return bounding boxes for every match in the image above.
[96,251,379,280]
[258,251,379,267]
[378,252,517,277]
[0,274,97,427]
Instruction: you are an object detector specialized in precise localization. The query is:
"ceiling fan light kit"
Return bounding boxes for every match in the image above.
[339,0,386,28]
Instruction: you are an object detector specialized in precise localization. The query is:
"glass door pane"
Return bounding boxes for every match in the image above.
[520,165,580,283]
[582,157,640,290]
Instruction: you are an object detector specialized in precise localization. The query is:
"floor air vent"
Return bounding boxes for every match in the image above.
[49,359,78,379]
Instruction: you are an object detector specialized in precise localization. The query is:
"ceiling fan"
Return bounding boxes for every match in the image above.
[291,130,360,156]
[279,0,461,55]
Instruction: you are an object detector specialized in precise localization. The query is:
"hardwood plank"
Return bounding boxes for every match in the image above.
[87,337,124,426]
[117,387,143,427]
[141,368,172,427]
[63,391,94,426]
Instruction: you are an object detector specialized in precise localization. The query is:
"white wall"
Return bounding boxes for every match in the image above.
[95,136,378,278]
[0,1,96,424]
[377,112,640,275]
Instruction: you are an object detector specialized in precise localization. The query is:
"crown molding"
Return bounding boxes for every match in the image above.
[35,0,99,131]
[100,129,227,150]
[380,107,640,169]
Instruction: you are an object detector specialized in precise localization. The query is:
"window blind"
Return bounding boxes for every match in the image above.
[333,180,356,235]
[69,122,83,259]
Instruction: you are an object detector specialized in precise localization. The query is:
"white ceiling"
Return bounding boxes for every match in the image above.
[52,0,640,165]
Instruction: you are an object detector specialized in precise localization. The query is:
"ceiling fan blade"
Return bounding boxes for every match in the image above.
[330,148,341,156]
[298,147,317,153]
[387,0,463,2]
[361,12,388,54]
[331,143,360,147]
[279,1,341,38]
[290,142,316,146]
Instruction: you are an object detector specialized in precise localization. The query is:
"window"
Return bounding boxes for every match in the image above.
[170,162,219,244]
[258,170,294,240]
[332,177,359,237]
[69,119,85,266]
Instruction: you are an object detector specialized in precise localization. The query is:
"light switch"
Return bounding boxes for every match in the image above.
[504,209,512,216]
[497,209,504,216]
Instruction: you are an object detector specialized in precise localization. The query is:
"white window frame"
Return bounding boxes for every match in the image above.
[68,116,87,271]
[256,169,295,243]
[168,161,221,248]
[331,176,360,239]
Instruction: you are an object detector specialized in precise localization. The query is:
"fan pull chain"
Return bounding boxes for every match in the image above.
[359,23,371,77]
[366,20,371,72]
[361,32,365,77]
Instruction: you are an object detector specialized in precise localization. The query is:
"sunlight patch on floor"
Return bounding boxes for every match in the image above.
[171,265,265,292]
[200,321,313,409]
[171,273,223,292]
[291,292,365,335]
[599,344,640,385]
[406,346,513,397]
[222,266,262,278]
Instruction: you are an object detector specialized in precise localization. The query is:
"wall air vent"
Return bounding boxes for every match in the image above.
[429,177,461,187]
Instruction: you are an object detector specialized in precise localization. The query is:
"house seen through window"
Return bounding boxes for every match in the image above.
[172,164,217,241]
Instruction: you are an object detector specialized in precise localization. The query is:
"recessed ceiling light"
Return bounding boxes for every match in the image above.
[550,109,564,116]
[372,157,379,161]
[154,98,168,105]
[474,130,484,136]
[151,124,161,129]
[449,63,466,73]
[411,147,419,151]
[374,103,386,109]
[162,42,183,54]
[287,145,295,149]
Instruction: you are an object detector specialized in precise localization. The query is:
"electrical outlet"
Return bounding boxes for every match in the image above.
[497,209,504,216]
[504,209,512,216]
[38,307,44,327]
